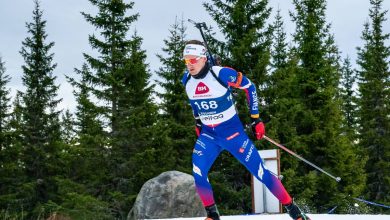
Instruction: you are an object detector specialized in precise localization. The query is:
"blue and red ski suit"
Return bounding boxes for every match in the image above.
[182,65,292,207]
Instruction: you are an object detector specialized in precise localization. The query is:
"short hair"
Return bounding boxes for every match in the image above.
[185,40,204,46]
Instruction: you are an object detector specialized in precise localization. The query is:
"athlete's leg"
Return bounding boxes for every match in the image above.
[192,133,223,207]
[222,130,292,205]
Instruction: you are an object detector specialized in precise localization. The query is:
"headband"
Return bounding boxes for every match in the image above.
[183,44,207,57]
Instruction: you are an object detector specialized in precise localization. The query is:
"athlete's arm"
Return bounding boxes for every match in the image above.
[219,67,265,139]
[218,67,260,118]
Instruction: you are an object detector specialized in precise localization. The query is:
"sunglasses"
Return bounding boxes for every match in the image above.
[184,57,202,65]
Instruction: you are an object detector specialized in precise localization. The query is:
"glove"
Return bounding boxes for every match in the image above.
[251,117,265,140]
[195,118,202,137]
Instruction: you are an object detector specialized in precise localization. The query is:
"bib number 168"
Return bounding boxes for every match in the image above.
[194,101,218,110]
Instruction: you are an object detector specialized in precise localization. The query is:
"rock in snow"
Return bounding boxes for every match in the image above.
[128,171,205,220]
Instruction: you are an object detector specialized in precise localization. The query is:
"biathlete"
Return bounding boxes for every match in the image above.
[181,40,310,220]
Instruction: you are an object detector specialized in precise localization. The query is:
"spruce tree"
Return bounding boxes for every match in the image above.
[0,57,15,212]
[0,93,25,217]
[55,64,113,218]
[67,64,108,185]
[156,18,188,120]
[266,8,291,113]
[356,0,390,207]
[271,9,288,71]
[204,0,272,85]
[71,65,105,138]
[60,110,76,145]
[266,8,302,176]
[340,57,358,141]
[285,0,366,211]
[80,0,157,217]
[124,31,165,205]
[155,17,193,172]
[18,0,62,216]
[0,57,11,150]
[81,0,144,135]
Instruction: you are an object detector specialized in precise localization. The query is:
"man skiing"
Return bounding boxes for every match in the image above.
[181,40,311,220]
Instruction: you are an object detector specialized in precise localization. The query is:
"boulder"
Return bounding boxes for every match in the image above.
[128,170,206,219]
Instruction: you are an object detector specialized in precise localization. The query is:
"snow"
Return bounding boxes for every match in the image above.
[151,214,390,220]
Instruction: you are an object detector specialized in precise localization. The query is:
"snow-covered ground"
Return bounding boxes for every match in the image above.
[152,214,390,220]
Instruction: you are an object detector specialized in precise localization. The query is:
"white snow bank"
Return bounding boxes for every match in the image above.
[151,214,390,220]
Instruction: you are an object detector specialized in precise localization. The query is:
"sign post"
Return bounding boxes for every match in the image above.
[251,149,282,214]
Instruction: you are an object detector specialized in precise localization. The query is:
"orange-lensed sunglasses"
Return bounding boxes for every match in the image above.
[184,57,202,65]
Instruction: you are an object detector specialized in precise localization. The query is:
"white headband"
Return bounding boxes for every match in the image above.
[183,44,207,57]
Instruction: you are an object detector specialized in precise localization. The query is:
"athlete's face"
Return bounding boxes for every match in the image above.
[184,55,207,76]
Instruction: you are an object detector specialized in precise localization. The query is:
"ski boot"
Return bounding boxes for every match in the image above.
[285,201,311,220]
[205,204,220,220]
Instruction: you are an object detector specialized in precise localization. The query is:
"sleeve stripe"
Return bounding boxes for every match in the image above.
[239,83,251,89]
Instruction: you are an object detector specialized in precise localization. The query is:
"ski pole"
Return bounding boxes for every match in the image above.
[188,19,216,66]
[353,197,390,209]
[263,135,342,182]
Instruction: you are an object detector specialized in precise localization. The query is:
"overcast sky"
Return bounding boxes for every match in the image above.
[0,0,389,112]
